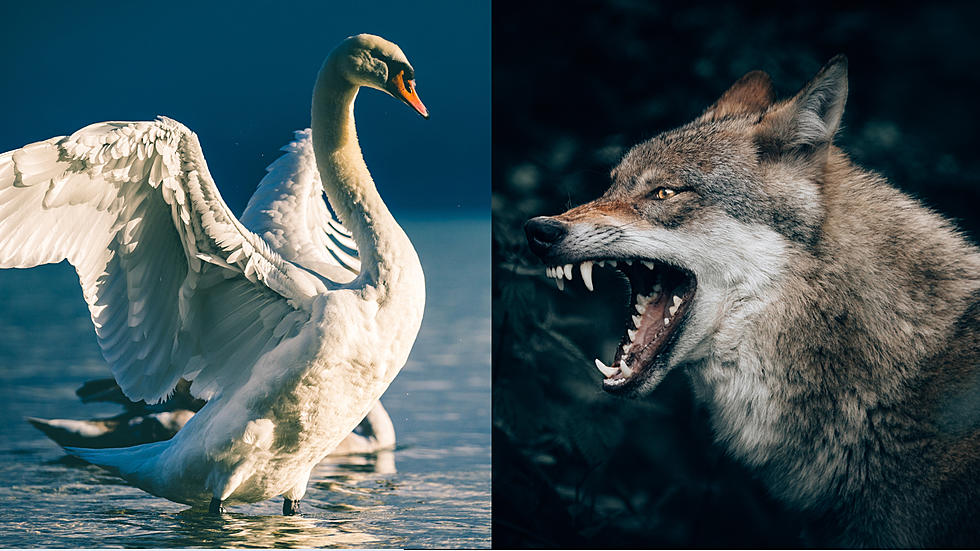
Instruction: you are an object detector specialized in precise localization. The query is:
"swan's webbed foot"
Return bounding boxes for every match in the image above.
[283,498,301,515]
[208,497,225,515]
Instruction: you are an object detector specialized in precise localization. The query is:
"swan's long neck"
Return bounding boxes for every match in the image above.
[310,58,418,292]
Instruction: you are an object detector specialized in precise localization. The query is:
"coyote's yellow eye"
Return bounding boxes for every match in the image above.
[653,187,676,200]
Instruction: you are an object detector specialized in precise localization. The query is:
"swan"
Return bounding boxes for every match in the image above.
[0,33,427,514]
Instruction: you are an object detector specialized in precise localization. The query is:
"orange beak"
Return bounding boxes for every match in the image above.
[391,70,429,119]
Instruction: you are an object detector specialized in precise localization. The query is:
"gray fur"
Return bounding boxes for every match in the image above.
[529,56,980,547]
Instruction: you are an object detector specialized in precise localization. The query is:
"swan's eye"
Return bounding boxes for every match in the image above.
[651,187,677,200]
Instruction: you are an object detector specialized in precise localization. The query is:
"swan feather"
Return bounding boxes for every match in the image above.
[0,117,336,403]
[241,129,361,283]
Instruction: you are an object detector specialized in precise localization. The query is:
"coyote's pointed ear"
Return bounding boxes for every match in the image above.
[700,70,775,121]
[758,55,848,155]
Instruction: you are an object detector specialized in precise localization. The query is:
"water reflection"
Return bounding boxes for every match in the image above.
[165,510,380,549]
[324,449,397,476]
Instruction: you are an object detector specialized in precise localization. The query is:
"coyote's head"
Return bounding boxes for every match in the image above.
[525,56,848,397]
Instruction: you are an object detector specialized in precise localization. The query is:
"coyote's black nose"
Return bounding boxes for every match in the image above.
[525,216,567,257]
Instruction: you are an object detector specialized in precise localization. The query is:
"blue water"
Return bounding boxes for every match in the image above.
[0,216,490,548]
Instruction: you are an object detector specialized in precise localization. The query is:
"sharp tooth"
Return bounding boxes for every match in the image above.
[632,314,642,326]
[624,260,633,266]
[652,283,662,293]
[609,260,617,267]
[564,264,573,280]
[597,260,605,267]
[673,295,682,307]
[620,362,633,377]
[556,277,564,290]
[555,265,564,279]
[622,343,630,353]
[664,317,670,326]
[635,302,647,314]
[627,329,637,341]
[546,266,553,278]
[580,261,594,291]
[595,358,618,378]
[669,305,678,316]
[642,261,655,270]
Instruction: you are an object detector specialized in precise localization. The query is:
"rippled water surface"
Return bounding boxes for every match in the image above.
[0,216,490,548]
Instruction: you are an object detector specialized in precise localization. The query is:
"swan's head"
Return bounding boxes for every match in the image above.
[335,33,429,119]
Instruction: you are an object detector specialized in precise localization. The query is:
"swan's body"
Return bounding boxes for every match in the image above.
[27,378,396,455]
[0,34,426,510]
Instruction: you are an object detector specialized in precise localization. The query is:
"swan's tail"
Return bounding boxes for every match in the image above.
[64,440,168,480]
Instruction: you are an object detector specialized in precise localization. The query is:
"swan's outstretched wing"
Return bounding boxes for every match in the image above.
[0,117,328,403]
[241,129,360,283]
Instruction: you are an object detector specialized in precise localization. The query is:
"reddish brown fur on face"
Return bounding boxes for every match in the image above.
[554,199,640,224]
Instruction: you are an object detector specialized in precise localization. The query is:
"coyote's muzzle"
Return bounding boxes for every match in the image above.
[526,215,697,395]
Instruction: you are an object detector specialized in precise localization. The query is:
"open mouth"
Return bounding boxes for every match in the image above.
[544,259,697,394]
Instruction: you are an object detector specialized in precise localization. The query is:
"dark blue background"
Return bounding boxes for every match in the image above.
[0,1,489,215]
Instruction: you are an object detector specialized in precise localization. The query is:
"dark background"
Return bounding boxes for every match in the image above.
[0,0,489,215]
[492,1,980,547]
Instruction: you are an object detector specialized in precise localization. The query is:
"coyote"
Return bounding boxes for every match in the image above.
[525,56,980,547]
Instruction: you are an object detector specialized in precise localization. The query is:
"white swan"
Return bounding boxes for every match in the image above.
[0,33,427,514]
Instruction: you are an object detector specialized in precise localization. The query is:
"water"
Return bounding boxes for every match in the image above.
[0,216,490,548]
